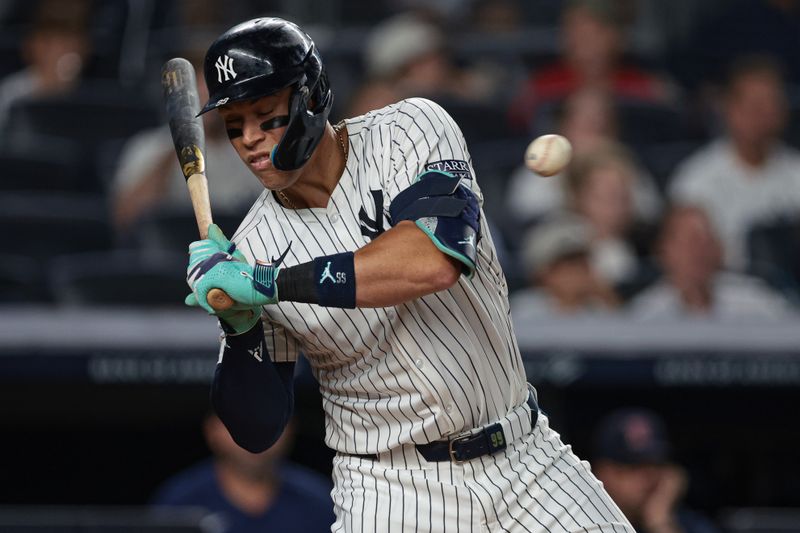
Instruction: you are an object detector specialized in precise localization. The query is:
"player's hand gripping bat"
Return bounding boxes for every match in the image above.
[161,57,234,312]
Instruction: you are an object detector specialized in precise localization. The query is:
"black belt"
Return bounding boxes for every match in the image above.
[348,394,538,463]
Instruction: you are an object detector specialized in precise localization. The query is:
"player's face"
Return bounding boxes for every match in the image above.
[217,88,302,191]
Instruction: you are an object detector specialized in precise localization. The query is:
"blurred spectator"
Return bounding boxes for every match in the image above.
[0,0,90,131]
[467,0,524,33]
[669,56,800,270]
[507,0,675,132]
[110,66,262,233]
[152,414,335,533]
[505,89,661,228]
[591,408,718,533]
[564,142,654,287]
[510,214,619,321]
[629,205,793,320]
[347,12,495,116]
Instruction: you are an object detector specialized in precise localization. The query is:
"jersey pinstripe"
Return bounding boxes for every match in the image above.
[230,97,528,455]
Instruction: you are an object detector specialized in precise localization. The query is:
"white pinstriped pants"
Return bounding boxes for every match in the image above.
[330,411,634,533]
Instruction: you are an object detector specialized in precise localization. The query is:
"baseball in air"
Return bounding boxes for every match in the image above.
[524,134,572,177]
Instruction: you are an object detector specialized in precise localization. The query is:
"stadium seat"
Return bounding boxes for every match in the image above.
[616,98,691,145]
[0,192,112,261]
[0,146,85,193]
[747,217,800,305]
[49,250,188,307]
[135,208,246,253]
[469,137,531,217]
[0,253,49,303]
[6,81,161,145]
[638,140,704,193]
[433,97,513,144]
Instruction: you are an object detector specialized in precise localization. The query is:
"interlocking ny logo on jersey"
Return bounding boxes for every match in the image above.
[359,189,384,240]
[215,55,237,82]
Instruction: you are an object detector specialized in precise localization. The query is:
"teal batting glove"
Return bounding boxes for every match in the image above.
[186,245,287,315]
[187,224,246,265]
[185,223,267,332]
[207,223,248,262]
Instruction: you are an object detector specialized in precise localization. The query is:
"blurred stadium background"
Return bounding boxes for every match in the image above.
[2,0,800,531]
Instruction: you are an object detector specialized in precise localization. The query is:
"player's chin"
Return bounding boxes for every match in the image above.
[252,167,295,191]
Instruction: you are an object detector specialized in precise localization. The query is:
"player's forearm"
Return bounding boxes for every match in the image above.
[272,221,460,308]
[353,221,460,307]
[212,321,295,453]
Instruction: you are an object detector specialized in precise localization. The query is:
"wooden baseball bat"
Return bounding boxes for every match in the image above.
[161,57,234,312]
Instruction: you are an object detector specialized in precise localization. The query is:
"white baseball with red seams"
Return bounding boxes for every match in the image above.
[525,134,573,177]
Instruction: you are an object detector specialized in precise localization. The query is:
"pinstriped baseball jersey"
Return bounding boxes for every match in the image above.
[230,97,529,454]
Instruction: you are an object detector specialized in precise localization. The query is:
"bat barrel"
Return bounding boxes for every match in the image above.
[161,58,206,182]
[161,57,234,312]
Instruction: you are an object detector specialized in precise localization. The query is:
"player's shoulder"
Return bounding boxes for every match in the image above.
[347,97,454,134]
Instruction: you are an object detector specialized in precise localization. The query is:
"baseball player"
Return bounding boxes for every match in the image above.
[185,17,634,533]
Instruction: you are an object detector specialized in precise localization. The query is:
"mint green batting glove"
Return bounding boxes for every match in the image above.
[187,258,281,314]
[185,224,270,334]
[187,224,247,264]
[186,224,285,316]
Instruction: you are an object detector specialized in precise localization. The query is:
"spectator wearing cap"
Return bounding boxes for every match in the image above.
[591,408,718,533]
[510,214,619,321]
[152,414,334,533]
[346,12,496,116]
[628,204,793,320]
[507,0,675,133]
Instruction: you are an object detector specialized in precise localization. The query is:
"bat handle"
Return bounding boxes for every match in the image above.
[187,174,236,312]
[208,288,235,311]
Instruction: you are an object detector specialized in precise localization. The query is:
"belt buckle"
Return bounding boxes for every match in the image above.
[448,433,471,463]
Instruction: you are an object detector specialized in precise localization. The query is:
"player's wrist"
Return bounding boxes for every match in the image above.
[276,252,356,308]
[221,312,264,345]
[218,308,261,336]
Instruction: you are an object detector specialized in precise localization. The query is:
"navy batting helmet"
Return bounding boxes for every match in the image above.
[199,17,333,171]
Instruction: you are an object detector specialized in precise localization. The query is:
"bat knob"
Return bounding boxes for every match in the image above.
[208,288,235,311]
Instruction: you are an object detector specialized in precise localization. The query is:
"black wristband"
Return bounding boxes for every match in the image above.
[276,260,317,303]
[314,252,356,308]
[276,252,357,308]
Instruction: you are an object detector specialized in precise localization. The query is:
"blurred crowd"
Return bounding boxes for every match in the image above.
[3,0,800,321]
[3,1,799,530]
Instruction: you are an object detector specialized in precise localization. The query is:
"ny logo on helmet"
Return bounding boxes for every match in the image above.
[215,55,237,83]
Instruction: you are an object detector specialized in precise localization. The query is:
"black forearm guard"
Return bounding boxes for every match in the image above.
[212,320,295,453]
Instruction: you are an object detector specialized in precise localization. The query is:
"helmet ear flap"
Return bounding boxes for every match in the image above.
[271,82,332,170]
